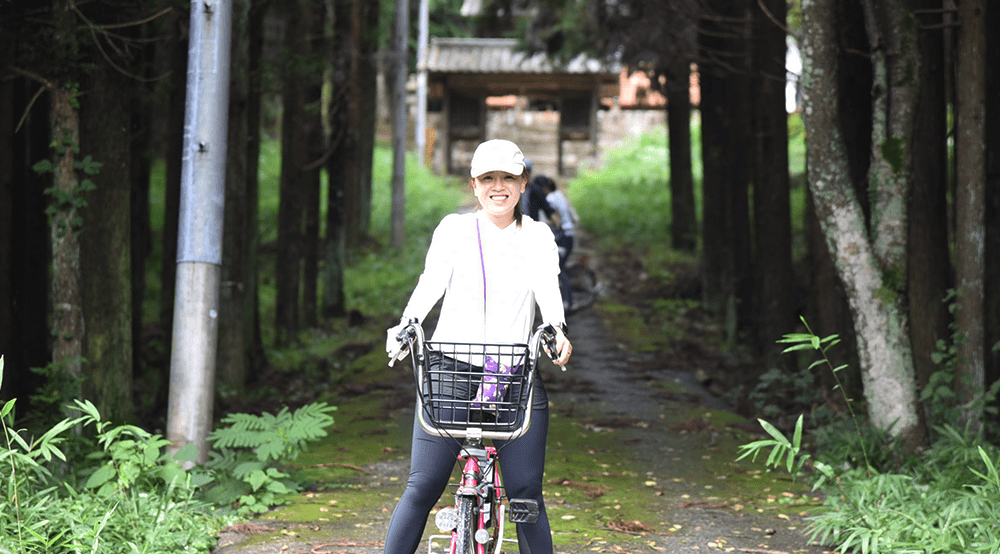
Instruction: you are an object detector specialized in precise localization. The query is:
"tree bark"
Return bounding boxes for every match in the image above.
[275,0,308,346]
[390,0,409,249]
[130,13,155,385]
[665,59,696,252]
[908,0,951,396]
[699,0,754,345]
[48,86,86,414]
[953,0,986,429]
[806,193,861,398]
[322,0,352,319]
[985,0,1000,418]
[860,0,917,274]
[801,0,924,448]
[342,0,362,248]
[751,0,794,368]
[219,0,252,395]
[664,17,696,253]
[354,0,379,243]
[79,52,134,424]
[698,12,727,318]
[247,0,270,373]
[301,0,326,329]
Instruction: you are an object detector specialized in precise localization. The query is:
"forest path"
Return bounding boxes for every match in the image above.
[213,235,831,554]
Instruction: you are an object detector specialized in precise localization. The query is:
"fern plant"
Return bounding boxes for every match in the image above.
[203,403,336,516]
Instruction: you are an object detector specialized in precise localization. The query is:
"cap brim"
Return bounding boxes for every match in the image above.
[471,162,524,177]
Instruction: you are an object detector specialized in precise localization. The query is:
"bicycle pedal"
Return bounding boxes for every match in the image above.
[507,498,539,524]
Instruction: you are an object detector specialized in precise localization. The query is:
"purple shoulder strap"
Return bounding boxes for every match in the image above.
[475,219,487,325]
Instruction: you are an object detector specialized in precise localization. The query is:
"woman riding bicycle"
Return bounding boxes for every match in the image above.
[383,138,572,554]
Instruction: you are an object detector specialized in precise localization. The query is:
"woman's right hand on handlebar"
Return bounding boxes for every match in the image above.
[386,319,409,362]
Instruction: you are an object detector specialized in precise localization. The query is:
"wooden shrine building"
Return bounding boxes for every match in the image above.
[425,37,621,175]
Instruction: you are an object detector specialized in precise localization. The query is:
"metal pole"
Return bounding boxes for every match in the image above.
[167,0,232,465]
[415,0,429,166]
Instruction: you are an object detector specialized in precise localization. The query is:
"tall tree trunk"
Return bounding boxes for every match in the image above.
[79,49,134,424]
[301,0,326,328]
[131,18,155,385]
[246,0,269,372]
[723,0,754,343]
[908,0,951,398]
[953,0,986,429]
[389,0,409,248]
[829,0,873,405]
[699,0,754,345]
[801,0,924,448]
[355,0,378,242]
[48,86,86,418]
[984,0,1000,419]
[219,0,252,395]
[665,56,696,252]
[806,193,861,397]
[36,0,88,418]
[698,17,727,318]
[322,0,352,319]
[751,0,794,368]
[663,7,696,254]
[342,0,362,250]
[275,0,308,346]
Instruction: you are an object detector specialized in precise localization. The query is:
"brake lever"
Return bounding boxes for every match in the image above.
[387,344,409,367]
[542,327,567,372]
[388,324,417,367]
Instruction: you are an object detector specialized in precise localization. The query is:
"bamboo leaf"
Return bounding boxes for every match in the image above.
[781,343,817,353]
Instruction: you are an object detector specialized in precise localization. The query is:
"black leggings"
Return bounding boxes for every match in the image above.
[383,382,552,554]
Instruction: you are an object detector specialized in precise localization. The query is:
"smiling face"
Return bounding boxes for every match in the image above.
[471,170,527,227]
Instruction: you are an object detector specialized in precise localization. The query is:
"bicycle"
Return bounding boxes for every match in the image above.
[390,320,560,554]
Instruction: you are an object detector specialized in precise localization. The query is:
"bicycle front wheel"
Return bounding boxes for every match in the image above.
[455,495,477,554]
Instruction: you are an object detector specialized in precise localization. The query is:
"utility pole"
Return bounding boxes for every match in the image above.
[166,0,232,465]
[416,0,429,166]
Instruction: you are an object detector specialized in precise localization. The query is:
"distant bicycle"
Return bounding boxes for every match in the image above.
[390,320,559,554]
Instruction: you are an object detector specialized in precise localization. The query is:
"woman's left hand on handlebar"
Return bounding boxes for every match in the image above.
[552,326,572,366]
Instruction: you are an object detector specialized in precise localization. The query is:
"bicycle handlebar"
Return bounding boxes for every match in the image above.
[390,320,563,370]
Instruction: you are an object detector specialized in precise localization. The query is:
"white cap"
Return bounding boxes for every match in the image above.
[470,139,525,178]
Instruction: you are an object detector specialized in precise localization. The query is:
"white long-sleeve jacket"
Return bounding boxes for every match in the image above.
[401,211,566,345]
